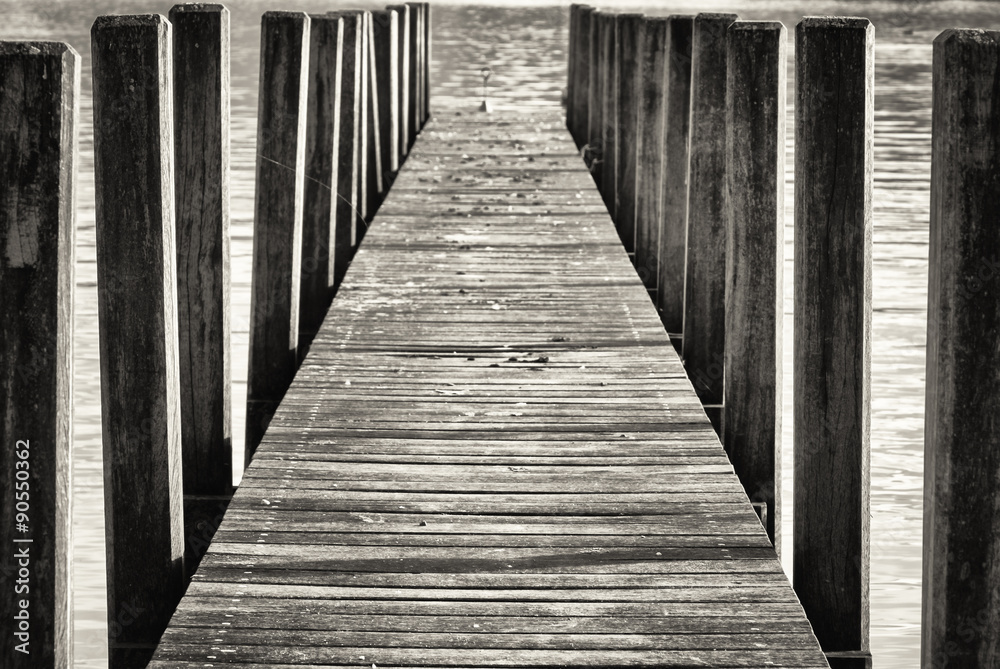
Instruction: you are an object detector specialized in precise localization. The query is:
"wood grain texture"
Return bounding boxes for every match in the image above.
[656,15,693,341]
[169,1,234,576]
[585,10,602,169]
[0,39,78,669]
[406,3,420,145]
[372,10,399,178]
[91,15,185,667]
[420,2,431,123]
[329,10,363,291]
[723,20,785,552]
[615,13,642,255]
[387,5,410,158]
[923,28,1000,669]
[570,6,593,149]
[245,12,310,463]
[149,112,828,668]
[793,16,873,658]
[363,11,384,225]
[299,13,343,358]
[682,12,737,415]
[633,17,666,294]
[567,4,578,141]
[600,14,619,218]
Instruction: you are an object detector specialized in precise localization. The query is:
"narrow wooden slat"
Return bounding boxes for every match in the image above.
[615,13,642,254]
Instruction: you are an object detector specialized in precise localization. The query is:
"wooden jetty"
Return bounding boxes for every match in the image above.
[148,111,830,668]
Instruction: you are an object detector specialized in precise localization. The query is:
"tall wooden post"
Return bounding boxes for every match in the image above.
[567,4,579,138]
[168,2,233,574]
[600,13,619,218]
[405,3,420,143]
[724,20,785,551]
[682,12,737,432]
[0,40,78,669]
[329,10,364,290]
[571,6,594,149]
[387,4,410,158]
[91,15,185,667]
[794,18,873,669]
[586,11,605,175]
[634,17,667,295]
[361,11,383,227]
[421,2,431,122]
[245,12,310,463]
[923,28,1000,669]
[615,13,642,255]
[299,14,344,358]
[372,10,399,181]
[656,14,694,351]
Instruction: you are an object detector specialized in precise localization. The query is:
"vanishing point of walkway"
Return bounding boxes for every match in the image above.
[149,112,830,667]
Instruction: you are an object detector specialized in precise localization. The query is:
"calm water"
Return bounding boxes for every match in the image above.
[3,0,998,666]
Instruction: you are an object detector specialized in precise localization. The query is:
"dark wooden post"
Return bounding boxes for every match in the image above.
[923,28,1000,669]
[586,11,605,175]
[0,40,77,669]
[168,2,233,574]
[656,14,694,351]
[372,10,399,181]
[682,12,737,432]
[600,13,619,217]
[567,4,578,137]
[387,4,410,159]
[91,15,185,667]
[245,12,310,463]
[299,14,343,358]
[363,10,383,225]
[330,10,364,289]
[634,17,666,295]
[405,3,420,141]
[794,18,873,669]
[571,6,594,149]
[421,2,431,122]
[723,20,785,552]
[615,13,642,254]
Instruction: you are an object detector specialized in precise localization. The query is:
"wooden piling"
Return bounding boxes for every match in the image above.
[299,14,344,358]
[723,20,785,552]
[923,28,1000,669]
[421,2,431,122]
[570,6,594,149]
[168,2,233,573]
[387,4,410,158]
[329,10,364,289]
[682,12,737,428]
[615,13,642,254]
[245,12,310,463]
[362,11,383,226]
[0,40,78,669]
[91,15,185,667]
[586,11,604,174]
[656,15,694,347]
[405,3,420,142]
[633,17,666,294]
[567,4,579,138]
[793,17,873,667]
[372,10,399,180]
[600,14,619,216]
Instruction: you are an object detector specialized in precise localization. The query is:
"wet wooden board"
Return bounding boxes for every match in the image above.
[150,112,827,668]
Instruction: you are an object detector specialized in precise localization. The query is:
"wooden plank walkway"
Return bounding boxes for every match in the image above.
[150,112,829,668]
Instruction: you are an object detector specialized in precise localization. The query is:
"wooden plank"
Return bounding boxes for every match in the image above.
[0,39,78,669]
[615,13,642,254]
[91,15,185,667]
[634,16,666,292]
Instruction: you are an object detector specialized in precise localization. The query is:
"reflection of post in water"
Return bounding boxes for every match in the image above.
[479,65,492,112]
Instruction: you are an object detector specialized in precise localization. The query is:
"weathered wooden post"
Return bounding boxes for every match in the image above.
[682,12,737,431]
[571,6,594,149]
[372,10,399,183]
[0,40,78,669]
[362,11,383,226]
[421,2,431,123]
[600,13,619,217]
[586,11,605,175]
[633,17,666,295]
[168,2,233,574]
[330,10,364,288]
[794,17,873,669]
[656,15,694,352]
[923,28,1000,669]
[405,3,420,142]
[91,15,185,667]
[724,20,785,551]
[299,13,344,358]
[615,13,642,254]
[245,12,310,463]
[567,4,578,137]
[387,4,410,159]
